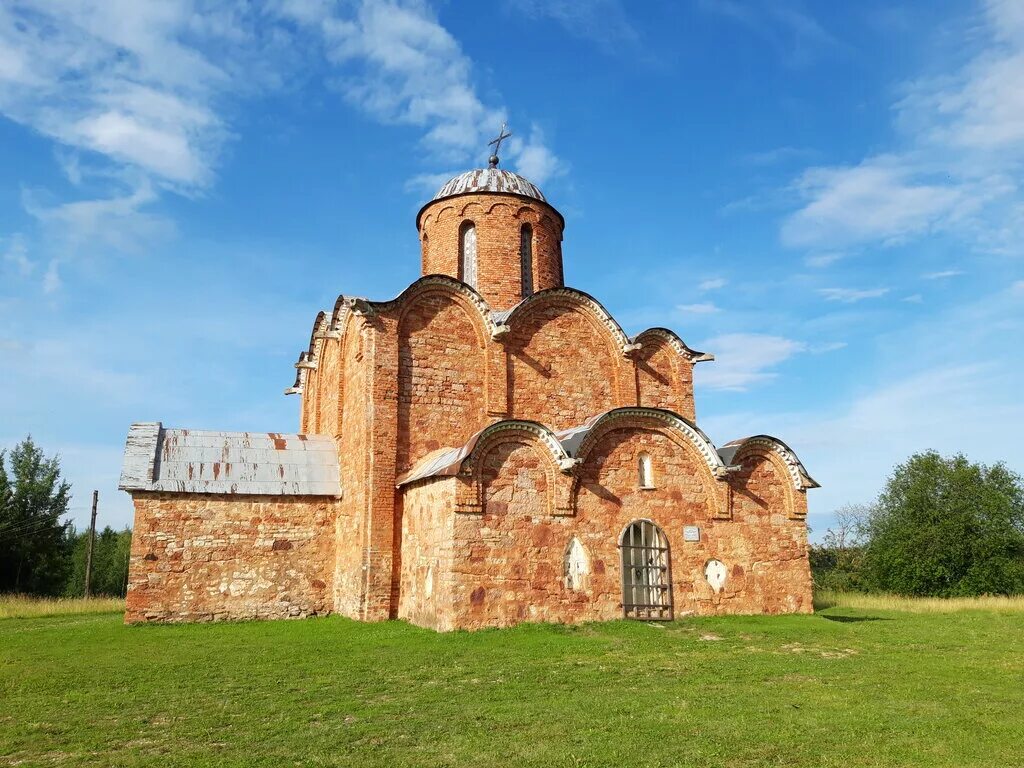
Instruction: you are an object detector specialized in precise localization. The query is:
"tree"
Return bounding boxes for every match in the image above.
[0,437,73,595]
[810,503,871,592]
[65,526,132,597]
[863,451,1024,596]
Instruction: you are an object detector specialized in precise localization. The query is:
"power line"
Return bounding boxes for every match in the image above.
[0,513,73,537]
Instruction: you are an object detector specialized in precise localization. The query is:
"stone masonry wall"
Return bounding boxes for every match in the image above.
[126,493,337,623]
[506,301,622,430]
[439,420,811,630]
[396,480,457,631]
[396,291,487,473]
[634,337,696,421]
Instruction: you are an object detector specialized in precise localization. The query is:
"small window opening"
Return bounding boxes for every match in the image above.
[638,452,654,488]
[459,221,477,288]
[564,538,590,591]
[520,223,533,297]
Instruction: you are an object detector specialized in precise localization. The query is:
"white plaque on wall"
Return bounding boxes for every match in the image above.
[683,525,700,542]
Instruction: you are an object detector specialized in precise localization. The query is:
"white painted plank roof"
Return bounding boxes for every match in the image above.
[118,423,341,496]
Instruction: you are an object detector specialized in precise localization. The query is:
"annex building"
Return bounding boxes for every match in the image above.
[119,146,818,630]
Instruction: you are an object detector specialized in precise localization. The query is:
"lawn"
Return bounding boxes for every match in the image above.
[1,597,1022,767]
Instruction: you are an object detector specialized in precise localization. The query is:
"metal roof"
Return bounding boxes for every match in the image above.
[433,168,547,204]
[118,423,341,496]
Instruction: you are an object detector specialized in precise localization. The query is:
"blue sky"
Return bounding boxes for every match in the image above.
[1,0,1021,538]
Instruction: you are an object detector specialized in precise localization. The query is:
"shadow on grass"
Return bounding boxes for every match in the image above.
[819,614,889,623]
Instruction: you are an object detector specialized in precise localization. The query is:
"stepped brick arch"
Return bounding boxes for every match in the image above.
[502,289,632,430]
[568,408,727,518]
[396,283,490,473]
[723,436,817,520]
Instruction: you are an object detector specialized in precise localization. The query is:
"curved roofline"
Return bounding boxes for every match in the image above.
[288,280,714,393]
[497,286,633,352]
[719,435,819,490]
[396,418,572,486]
[559,406,728,478]
[631,327,714,363]
[416,188,564,230]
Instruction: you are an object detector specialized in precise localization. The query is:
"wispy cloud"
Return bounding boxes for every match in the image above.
[696,333,806,391]
[818,287,890,303]
[903,293,925,304]
[505,0,640,53]
[698,277,727,291]
[923,269,964,280]
[698,0,846,67]
[676,302,720,314]
[804,252,844,268]
[782,0,1024,256]
[2,235,32,277]
[277,0,563,181]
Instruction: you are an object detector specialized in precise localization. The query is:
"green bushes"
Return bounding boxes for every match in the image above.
[813,451,1024,597]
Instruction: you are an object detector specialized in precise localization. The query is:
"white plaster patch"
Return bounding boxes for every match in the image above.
[705,559,728,593]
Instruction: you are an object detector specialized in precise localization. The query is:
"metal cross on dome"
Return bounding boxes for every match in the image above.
[487,123,512,168]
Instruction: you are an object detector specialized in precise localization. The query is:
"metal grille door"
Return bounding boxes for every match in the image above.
[620,520,673,620]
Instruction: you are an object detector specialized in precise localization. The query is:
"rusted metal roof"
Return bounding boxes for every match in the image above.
[433,168,547,204]
[118,423,341,496]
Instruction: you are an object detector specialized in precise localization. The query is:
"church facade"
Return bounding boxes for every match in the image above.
[119,159,818,630]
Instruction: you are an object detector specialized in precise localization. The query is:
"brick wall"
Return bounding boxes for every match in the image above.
[507,300,622,430]
[396,480,457,631]
[125,493,337,623]
[428,417,810,630]
[396,290,487,472]
[418,194,564,310]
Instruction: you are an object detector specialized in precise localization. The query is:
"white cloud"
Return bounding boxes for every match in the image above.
[506,0,640,52]
[42,260,61,295]
[676,302,720,314]
[923,269,964,280]
[782,0,1024,255]
[818,287,890,303]
[903,293,925,303]
[2,234,32,277]
[699,277,727,291]
[782,158,965,249]
[0,1,242,188]
[23,180,175,255]
[1011,280,1024,295]
[695,333,806,391]
[804,252,843,268]
[810,341,847,353]
[277,0,562,178]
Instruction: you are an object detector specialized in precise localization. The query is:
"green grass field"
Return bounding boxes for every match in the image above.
[2,596,1022,767]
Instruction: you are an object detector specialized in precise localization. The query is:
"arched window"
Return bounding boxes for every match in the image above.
[620,520,672,619]
[638,452,654,488]
[520,223,533,297]
[459,221,477,288]
[564,537,590,591]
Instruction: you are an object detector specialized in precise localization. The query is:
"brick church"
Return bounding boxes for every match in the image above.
[119,142,818,630]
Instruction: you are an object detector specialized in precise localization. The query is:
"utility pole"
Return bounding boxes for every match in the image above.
[84,490,98,599]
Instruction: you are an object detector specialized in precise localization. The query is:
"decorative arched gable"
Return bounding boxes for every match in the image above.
[719,435,818,491]
[568,407,727,478]
[501,287,632,354]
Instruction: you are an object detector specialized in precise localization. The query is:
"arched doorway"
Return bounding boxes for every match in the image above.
[620,520,673,619]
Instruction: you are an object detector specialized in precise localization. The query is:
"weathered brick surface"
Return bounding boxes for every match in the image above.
[396,480,456,631]
[396,290,487,472]
[633,336,696,421]
[125,494,337,623]
[418,194,564,310]
[128,179,813,629]
[507,300,622,430]
[415,417,811,630]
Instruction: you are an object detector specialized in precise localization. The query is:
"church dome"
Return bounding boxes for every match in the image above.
[432,168,547,205]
